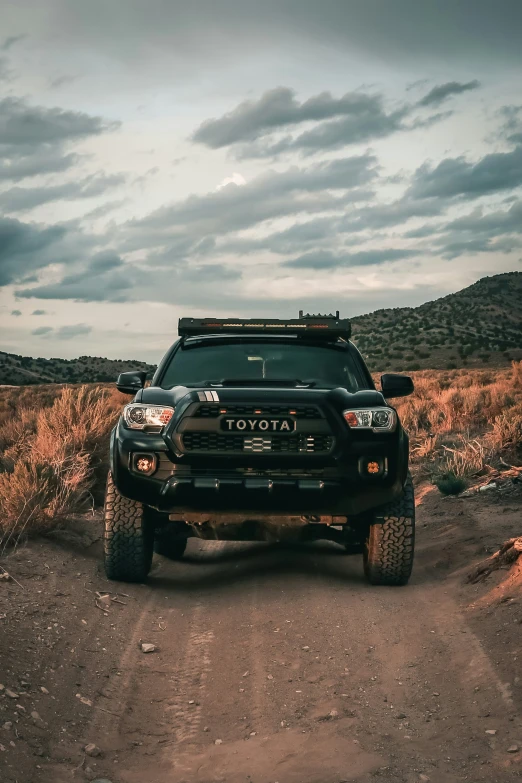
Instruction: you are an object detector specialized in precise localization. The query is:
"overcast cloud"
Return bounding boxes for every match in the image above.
[417,80,481,108]
[0,1,521,360]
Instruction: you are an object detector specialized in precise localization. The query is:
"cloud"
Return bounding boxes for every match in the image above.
[89,251,125,273]
[27,322,96,344]
[217,172,246,189]
[405,200,522,257]
[16,252,131,303]
[16,252,242,303]
[128,154,377,245]
[444,200,522,236]
[283,247,418,269]
[0,151,80,182]
[8,2,522,73]
[56,323,92,339]
[0,173,126,212]
[0,216,67,285]
[498,105,522,145]
[0,97,116,151]
[239,107,409,159]
[0,96,119,185]
[11,309,22,316]
[193,87,415,158]
[32,309,47,315]
[0,57,11,82]
[418,80,480,107]
[193,87,393,147]
[1,35,26,51]
[31,325,53,336]
[437,235,522,259]
[49,74,79,89]
[407,145,522,199]
[217,196,443,259]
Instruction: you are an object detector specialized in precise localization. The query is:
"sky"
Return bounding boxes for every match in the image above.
[0,0,521,362]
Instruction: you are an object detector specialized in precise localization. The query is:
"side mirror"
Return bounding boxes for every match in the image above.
[116,371,147,394]
[381,373,414,399]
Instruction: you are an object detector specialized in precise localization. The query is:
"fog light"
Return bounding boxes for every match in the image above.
[132,452,157,476]
[367,461,380,474]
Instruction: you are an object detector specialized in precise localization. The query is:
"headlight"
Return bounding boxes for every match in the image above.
[123,404,174,431]
[343,407,396,432]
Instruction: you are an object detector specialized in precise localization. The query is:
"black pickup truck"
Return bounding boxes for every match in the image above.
[105,312,415,585]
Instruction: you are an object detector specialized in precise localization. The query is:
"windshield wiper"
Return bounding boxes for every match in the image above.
[209,378,316,388]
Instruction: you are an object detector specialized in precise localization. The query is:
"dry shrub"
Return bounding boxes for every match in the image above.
[488,411,522,453]
[0,385,126,548]
[0,407,38,453]
[392,361,522,480]
[512,359,522,390]
[439,437,489,477]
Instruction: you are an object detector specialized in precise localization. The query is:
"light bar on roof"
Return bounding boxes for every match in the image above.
[178,313,351,340]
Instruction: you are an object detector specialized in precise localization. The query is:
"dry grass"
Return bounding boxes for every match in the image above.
[391,361,522,483]
[1,364,521,542]
[0,384,127,549]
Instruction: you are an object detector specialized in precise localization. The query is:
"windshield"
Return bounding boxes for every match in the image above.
[160,341,362,391]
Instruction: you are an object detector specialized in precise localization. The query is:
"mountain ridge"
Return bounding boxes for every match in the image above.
[1,272,520,384]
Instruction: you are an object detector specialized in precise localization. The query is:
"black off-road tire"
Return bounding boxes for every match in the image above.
[154,527,188,560]
[104,472,154,582]
[363,474,415,586]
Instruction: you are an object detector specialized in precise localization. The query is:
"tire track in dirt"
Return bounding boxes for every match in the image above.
[163,602,214,745]
[86,591,157,747]
[85,532,520,783]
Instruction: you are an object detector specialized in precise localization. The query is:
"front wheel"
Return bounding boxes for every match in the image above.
[363,475,415,586]
[103,473,154,582]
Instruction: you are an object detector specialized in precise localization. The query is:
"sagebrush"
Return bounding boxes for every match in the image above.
[393,362,522,480]
[0,385,126,548]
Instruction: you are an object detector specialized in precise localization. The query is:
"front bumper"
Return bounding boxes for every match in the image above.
[110,425,409,518]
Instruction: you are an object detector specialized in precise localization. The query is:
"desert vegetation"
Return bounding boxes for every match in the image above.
[394,361,522,492]
[353,271,522,371]
[0,384,127,549]
[0,364,520,547]
[0,350,156,385]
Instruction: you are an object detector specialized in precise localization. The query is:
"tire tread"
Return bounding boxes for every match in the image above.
[103,473,153,582]
[364,475,415,586]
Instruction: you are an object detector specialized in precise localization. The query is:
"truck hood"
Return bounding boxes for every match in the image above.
[136,383,387,411]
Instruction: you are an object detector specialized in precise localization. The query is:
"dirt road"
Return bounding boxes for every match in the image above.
[1,486,521,783]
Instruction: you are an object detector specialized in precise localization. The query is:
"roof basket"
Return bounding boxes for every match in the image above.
[178,312,351,340]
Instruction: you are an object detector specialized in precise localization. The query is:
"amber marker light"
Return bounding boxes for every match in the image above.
[289,409,297,415]
[159,409,174,426]
[344,411,359,427]
[219,408,227,414]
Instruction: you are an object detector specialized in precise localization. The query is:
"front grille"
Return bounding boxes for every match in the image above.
[194,404,322,419]
[182,432,334,454]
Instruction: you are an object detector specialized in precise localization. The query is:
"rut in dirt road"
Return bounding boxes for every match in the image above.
[80,505,521,783]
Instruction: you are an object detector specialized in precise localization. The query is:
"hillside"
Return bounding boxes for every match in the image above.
[1,272,521,384]
[0,352,156,386]
[351,271,522,372]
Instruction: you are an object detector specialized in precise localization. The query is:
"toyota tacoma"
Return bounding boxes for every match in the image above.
[105,312,415,585]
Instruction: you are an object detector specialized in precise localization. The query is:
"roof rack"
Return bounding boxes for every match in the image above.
[178,312,351,340]
[299,310,340,319]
